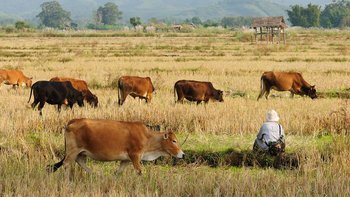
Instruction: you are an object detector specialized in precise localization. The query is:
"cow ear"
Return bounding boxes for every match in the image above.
[163,133,168,139]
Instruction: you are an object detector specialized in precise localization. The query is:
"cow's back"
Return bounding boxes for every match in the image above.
[262,71,300,90]
[66,119,148,160]
[175,80,208,96]
[32,81,68,95]
[50,77,88,92]
[119,76,153,94]
[69,80,88,92]
[0,69,23,82]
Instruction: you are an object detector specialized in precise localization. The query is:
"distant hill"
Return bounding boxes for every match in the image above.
[176,0,288,20]
[0,0,330,25]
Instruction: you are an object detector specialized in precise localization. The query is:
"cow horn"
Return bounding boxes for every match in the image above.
[181,133,190,146]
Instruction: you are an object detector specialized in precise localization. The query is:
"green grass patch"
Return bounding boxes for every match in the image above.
[318,89,350,99]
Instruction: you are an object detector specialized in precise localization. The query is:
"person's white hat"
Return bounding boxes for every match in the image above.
[266,110,280,122]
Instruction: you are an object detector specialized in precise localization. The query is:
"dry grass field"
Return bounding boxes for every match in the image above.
[0,28,350,196]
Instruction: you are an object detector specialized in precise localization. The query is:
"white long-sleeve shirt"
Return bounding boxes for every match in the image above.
[254,121,285,151]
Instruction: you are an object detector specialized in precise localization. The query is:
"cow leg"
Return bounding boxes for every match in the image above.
[119,91,129,106]
[146,93,152,104]
[290,92,295,98]
[197,100,202,105]
[129,154,142,175]
[68,102,74,109]
[265,89,271,99]
[115,160,130,175]
[139,97,142,104]
[57,104,62,113]
[38,100,46,116]
[176,96,184,104]
[62,149,80,169]
[31,100,39,109]
[75,154,92,173]
[175,89,184,104]
[257,88,266,101]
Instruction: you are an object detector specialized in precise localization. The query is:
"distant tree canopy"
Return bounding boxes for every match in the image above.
[95,2,122,25]
[15,21,30,30]
[287,1,350,28]
[130,17,141,27]
[203,19,219,27]
[184,16,252,28]
[191,17,202,25]
[287,4,321,27]
[221,16,252,28]
[184,17,202,25]
[36,1,71,29]
[321,0,350,28]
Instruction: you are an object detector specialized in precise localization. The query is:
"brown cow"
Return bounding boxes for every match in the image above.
[0,69,32,88]
[118,76,155,105]
[174,80,224,104]
[47,118,184,175]
[50,77,98,107]
[257,71,317,100]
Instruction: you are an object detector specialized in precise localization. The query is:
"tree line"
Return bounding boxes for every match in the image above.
[33,1,254,30]
[8,0,350,30]
[287,0,350,28]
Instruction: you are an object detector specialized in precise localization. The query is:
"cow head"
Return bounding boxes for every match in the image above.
[161,132,184,159]
[86,94,99,107]
[214,90,224,102]
[302,85,317,99]
[69,90,85,107]
[25,77,32,87]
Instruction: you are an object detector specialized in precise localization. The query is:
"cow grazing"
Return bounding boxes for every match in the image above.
[118,76,155,105]
[50,77,98,107]
[174,80,224,104]
[47,118,185,175]
[28,81,84,115]
[0,69,32,88]
[257,71,317,100]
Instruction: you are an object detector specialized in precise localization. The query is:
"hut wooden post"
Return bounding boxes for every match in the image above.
[254,28,257,43]
[266,27,269,44]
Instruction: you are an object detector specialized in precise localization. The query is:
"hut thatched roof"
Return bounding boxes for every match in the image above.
[251,16,287,28]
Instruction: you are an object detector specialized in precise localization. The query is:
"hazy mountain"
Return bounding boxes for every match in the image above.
[0,0,330,25]
[177,0,288,20]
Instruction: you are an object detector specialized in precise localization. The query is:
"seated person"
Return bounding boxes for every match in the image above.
[253,110,285,156]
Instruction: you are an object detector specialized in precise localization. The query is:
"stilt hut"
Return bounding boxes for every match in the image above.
[251,16,287,44]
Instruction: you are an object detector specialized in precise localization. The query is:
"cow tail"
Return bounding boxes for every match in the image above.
[257,75,266,100]
[260,76,265,92]
[28,85,33,103]
[46,126,67,173]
